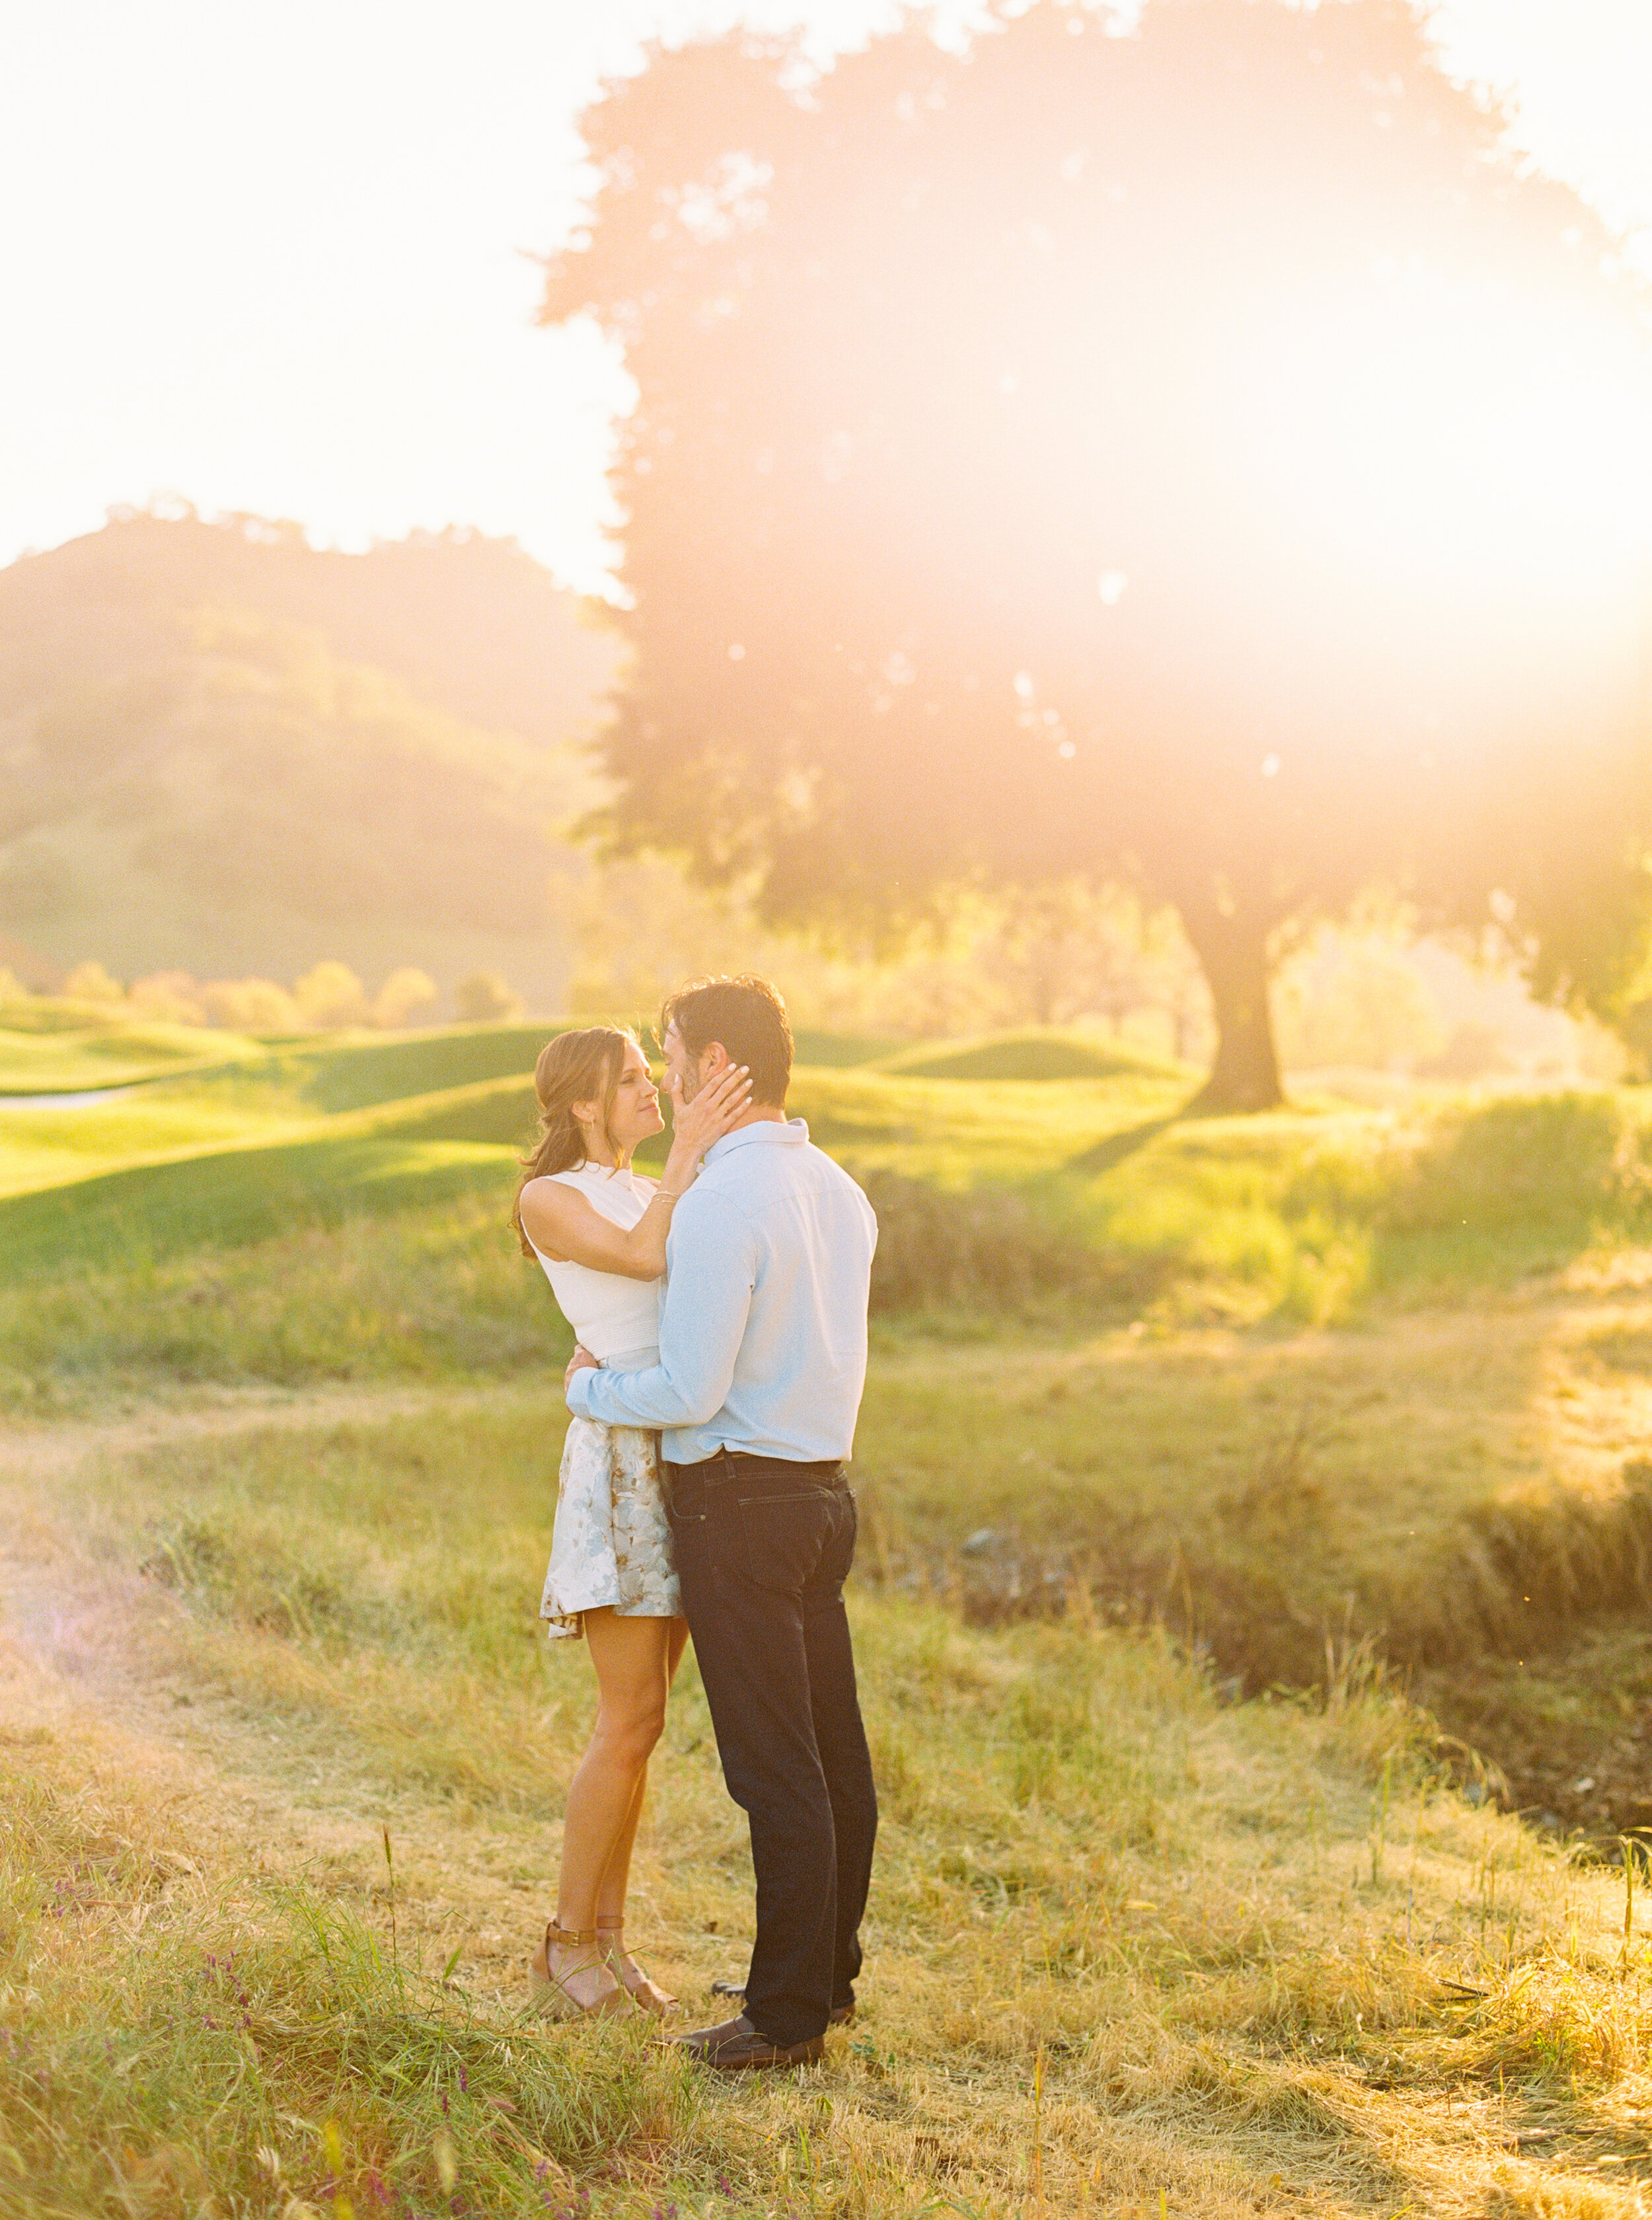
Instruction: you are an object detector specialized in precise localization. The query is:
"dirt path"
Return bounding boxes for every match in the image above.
[0,1384,554,1995]
[0,1378,501,1485]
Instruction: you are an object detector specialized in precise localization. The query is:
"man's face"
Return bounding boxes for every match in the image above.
[662,1021,722,1105]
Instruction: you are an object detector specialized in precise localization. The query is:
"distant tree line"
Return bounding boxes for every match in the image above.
[0,961,525,1033]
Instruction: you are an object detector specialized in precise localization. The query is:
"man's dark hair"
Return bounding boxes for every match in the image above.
[661,975,793,1107]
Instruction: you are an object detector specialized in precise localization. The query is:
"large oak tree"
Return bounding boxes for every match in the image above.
[545,0,1652,1106]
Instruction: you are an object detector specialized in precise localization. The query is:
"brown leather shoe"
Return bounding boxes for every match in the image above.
[710,1979,854,2026]
[672,2013,825,2071]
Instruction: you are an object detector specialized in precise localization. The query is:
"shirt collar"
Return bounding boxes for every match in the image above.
[704,1117,809,1165]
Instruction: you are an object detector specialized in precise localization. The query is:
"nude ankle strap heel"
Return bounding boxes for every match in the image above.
[595,1916,677,2015]
[531,1921,631,2019]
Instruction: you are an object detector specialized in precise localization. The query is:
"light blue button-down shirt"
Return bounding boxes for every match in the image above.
[564,1118,878,1464]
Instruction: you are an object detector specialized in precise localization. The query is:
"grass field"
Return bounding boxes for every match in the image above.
[5,1010,1652,2215]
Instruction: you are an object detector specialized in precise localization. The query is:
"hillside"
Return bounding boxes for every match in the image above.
[0,509,618,750]
[0,512,622,999]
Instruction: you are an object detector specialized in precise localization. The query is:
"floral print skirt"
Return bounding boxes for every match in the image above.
[540,1415,682,1641]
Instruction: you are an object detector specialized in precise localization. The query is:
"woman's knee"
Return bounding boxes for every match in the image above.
[595,1699,667,1767]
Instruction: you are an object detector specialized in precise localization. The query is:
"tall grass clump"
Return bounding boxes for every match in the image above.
[860,1167,1162,1317]
[1376,1092,1652,1285]
[1075,1089,1652,1321]
[0,1766,683,2216]
[1444,1951,1652,2090]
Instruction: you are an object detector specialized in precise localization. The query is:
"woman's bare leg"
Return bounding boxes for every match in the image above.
[545,1611,677,2005]
[595,1617,689,1924]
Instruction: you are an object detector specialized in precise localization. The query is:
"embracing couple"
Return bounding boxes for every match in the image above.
[513,975,878,2071]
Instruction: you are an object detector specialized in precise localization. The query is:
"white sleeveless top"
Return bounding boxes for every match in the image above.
[526,1163,661,1369]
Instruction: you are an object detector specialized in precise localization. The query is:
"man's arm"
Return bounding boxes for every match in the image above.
[566,1194,755,1430]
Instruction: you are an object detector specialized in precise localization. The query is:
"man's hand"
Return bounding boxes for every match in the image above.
[565,1343,599,1399]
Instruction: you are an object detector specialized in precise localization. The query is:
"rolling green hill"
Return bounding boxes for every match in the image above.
[0,509,616,753]
[10,1015,1652,1310]
[242,1025,562,1114]
[0,1016,266,1094]
[0,513,620,1000]
[0,1018,930,1270]
[877,1025,1184,1082]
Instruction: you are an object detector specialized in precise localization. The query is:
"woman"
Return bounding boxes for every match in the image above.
[514,1025,751,2018]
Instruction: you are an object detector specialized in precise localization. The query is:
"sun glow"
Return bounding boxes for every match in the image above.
[1245,263,1652,601]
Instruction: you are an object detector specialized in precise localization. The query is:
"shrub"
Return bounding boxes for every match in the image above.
[61,959,124,1002]
[128,971,206,1025]
[860,1166,1154,1314]
[201,977,303,1030]
[371,966,439,1029]
[1389,1093,1652,1238]
[453,969,525,1023]
[294,961,371,1028]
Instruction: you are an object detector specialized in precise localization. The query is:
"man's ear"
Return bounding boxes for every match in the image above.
[699,1041,731,1080]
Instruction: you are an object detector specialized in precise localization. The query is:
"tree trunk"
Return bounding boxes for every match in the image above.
[1174,891,1285,1113]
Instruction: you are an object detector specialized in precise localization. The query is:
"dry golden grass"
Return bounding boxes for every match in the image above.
[857,1286,1652,1682]
[4,1390,1652,2217]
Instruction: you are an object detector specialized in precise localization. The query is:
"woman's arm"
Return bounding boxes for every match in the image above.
[519,1063,751,1280]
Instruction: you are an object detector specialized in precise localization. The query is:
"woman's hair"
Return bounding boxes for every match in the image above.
[512,1025,635,1257]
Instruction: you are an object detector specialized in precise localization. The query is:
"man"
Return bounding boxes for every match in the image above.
[564,975,880,2070]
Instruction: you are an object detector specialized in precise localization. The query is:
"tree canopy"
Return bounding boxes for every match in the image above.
[544,0,1652,1106]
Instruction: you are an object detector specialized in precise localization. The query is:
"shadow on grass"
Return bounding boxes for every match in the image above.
[1063,1114,1179,1175]
[285,1024,552,1113]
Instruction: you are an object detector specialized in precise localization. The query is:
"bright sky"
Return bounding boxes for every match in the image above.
[3,0,1648,597]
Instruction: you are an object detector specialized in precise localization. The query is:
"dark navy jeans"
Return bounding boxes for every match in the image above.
[666,1452,878,2048]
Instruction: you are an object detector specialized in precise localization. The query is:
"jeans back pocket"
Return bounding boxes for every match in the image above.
[667,1473,710,1527]
[735,1487,838,1595]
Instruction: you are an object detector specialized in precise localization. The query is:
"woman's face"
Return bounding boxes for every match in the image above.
[593,1039,664,1158]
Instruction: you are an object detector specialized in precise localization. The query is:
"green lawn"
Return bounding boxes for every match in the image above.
[0,1018,267,1093]
[7,1018,1652,1358]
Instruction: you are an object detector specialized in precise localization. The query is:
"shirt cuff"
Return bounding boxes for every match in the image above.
[566,1366,597,1417]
